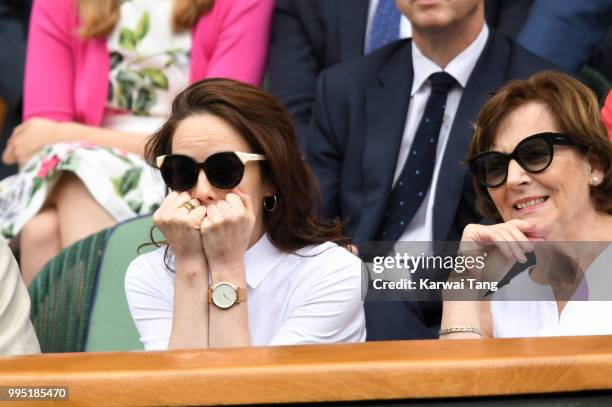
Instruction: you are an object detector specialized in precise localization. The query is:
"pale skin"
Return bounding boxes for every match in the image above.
[441,101,612,339]
[1,118,149,285]
[153,113,274,349]
[395,0,484,68]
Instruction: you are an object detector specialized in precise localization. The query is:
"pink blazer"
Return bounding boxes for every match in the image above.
[24,0,273,126]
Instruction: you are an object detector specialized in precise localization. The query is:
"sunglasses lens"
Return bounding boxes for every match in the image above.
[473,153,507,187]
[205,152,245,189]
[516,137,551,172]
[161,155,198,191]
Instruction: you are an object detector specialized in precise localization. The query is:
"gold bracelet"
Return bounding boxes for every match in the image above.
[439,326,482,336]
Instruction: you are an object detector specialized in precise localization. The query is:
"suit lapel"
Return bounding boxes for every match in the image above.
[337,0,369,57]
[433,32,511,241]
[358,43,414,241]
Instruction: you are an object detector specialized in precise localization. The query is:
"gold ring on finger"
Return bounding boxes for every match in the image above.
[180,200,196,212]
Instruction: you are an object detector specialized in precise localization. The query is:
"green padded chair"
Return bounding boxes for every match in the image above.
[85,215,161,352]
[29,215,161,353]
[29,229,113,353]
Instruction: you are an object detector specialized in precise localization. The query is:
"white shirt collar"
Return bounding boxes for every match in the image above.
[411,23,489,96]
[244,233,286,288]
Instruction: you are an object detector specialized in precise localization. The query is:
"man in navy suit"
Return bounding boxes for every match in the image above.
[304,0,556,340]
[267,0,533,140]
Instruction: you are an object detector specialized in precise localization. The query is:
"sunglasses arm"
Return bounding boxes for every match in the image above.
[235,152,267,164]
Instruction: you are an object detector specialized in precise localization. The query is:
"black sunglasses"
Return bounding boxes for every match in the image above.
[156,151,266,191]
[468,132,578,188]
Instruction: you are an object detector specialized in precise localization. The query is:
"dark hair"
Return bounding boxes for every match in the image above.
[144,78,348,254]
[468,70,612,221]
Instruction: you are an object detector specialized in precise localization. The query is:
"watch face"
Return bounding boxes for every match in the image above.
[212,283,238,309]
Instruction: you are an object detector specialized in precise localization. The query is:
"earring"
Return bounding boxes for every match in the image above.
[263,194,278,212]
[592,176,600,185]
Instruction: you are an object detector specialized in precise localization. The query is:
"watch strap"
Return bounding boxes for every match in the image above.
[236,287,247,303]
[208,284,247,305]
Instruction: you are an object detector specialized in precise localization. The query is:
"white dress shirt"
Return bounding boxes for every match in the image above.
[125,235,366,350]
[396,24,489,243]
[365,0,412,49]
[491,244,612,337]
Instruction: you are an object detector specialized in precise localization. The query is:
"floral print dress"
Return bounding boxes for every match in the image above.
[0,0,190,241]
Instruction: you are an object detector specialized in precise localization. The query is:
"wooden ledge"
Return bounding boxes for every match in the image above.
[1,336,612,406]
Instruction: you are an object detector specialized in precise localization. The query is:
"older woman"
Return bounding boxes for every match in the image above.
[125,78,365,349]
[441,71,612,339]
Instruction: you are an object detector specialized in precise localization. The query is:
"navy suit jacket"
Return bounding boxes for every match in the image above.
[267,0,370,139]
[304,31,556,340]
[517,0,612,73]
[267,0,532,140]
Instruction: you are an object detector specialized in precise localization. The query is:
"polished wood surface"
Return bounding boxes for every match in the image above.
[1,336,611,406]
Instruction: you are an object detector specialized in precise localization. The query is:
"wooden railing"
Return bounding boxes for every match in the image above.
[0,336,611,406]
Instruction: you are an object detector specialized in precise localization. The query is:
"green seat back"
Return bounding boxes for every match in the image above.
[85,215,161,352]
[29,229,113,353]
[579,65,612,106]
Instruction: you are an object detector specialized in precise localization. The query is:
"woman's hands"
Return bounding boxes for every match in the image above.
[461,219,537,262]
[200,189,255,280]
[458,219,539,285]
[441,220,537,340]
[155,189,256,279]
[153,192,207,260]
[2,118,62,167]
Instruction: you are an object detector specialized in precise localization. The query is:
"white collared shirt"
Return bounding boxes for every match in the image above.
[491,244,612,337]
[125,235,366,350]
[395,24,489,243]
[365,0,412,50]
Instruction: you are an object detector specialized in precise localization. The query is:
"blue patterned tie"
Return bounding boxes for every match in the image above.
[366,0,402,54]
[378,72,458,241]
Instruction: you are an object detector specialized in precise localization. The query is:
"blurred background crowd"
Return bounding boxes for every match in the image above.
[1,0,612,355]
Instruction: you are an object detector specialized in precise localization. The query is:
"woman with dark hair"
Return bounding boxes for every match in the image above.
[440,71,612,339]
[125,78,366,349]
[0,0,273,284]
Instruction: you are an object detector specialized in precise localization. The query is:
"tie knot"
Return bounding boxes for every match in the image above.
[429,72,457,94]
